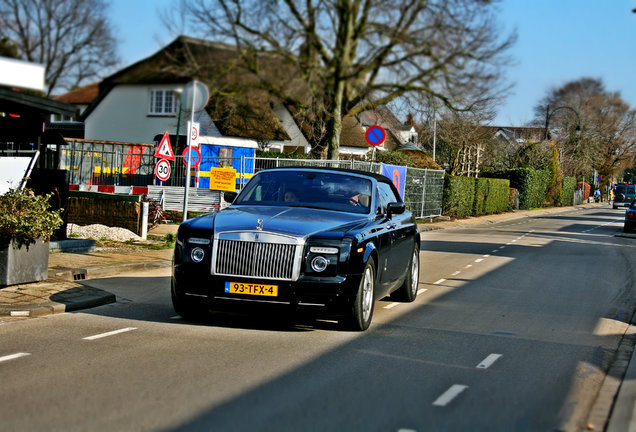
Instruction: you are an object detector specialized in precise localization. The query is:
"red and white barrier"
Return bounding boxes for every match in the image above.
[69,185,149,195]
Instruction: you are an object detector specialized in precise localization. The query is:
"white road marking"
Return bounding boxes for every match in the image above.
[476,353,502,369]
[464,264,472,269]
[83,327,137,341]
[433,384,469,407]
[170,316,182,320]
[384,302,400,309]
[492,249,499,253]
[417,289,428,295]
[482,254,490,258]
[451,271,461,276]
[474,258,483,263]
[499,246,505,249]
[0,352,30,363]
[10,311,29,317]
[434,279,446,285]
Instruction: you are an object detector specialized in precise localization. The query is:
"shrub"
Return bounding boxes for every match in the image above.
[370,150,415,167]
[442,175,476,218]
[0,188,64,246]
[474,177,510,215]
[561,177,576,206]
[483,168,550,210]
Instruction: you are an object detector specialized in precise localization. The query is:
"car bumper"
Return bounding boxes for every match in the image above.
[172,264,363,317]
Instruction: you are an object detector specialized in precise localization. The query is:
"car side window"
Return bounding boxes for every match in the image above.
[377,183,399,215]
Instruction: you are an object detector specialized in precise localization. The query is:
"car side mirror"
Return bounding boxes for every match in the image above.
[223,191,238,203]
[387,202,406,218]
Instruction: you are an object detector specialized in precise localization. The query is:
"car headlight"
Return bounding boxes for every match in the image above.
[191,247,205,263]
[310,246,339,254]
[311,255,330,272]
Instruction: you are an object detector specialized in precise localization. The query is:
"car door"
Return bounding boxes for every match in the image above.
[377,182,413,286]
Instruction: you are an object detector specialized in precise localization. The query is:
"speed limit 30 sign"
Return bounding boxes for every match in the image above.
[155,158,171,181]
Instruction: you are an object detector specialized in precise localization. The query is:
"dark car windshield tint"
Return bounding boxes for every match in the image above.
[235,171,373,214]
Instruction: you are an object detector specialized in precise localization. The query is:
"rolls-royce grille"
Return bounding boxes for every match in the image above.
[215,239,297,280]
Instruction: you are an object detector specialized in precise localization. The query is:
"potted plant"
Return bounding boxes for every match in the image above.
[0,187,63,286]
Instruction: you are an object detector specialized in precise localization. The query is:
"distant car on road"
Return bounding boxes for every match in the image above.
[613,184,636,209]
[171,167,421,331]
[624,200,636,232]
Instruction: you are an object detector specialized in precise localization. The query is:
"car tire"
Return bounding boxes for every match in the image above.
[342,257,376,331]
[391,244,420,302]
[171,281,207,320]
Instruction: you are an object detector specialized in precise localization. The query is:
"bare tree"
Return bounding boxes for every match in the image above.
[168,0,515,159]
[533,78,636,180]
[434,111,493,175]
[0,0,119,95]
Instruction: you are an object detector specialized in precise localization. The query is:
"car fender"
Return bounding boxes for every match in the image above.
[362,241,378,270]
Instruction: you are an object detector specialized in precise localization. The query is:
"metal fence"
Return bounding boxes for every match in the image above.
[61,139,155,187]
[252,158,445,219]
[60,139,445,219]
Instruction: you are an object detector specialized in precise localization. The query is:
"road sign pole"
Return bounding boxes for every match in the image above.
[183,82,196,222]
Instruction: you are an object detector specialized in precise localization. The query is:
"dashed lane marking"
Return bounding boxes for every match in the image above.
[384,302,400,309]
[83,327,137,341]
[434,279,446,285]
[433,384,469,407]
[476,353,502,369]
[0,352,30,363]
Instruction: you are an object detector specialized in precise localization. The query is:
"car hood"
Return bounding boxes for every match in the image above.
[204,205,369,239]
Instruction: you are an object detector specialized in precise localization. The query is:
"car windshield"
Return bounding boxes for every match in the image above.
[234,170,373,214]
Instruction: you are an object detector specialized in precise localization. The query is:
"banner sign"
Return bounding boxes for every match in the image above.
[380,163,406,199]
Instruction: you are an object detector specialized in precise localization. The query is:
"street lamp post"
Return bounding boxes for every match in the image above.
[543,105,582,141]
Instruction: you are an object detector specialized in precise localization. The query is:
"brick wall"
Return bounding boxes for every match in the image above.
[67,191,142,235]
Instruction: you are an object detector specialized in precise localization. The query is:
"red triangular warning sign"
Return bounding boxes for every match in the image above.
[154,132,175,161]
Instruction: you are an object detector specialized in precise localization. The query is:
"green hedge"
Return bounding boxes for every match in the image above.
[443,175,510,218]
[560,177,576,206]
[443,175,475,218]
[474,177,511,215]
[483,168,550,210]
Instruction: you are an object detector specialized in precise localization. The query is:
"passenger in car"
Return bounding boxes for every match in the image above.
[284,188,300,202]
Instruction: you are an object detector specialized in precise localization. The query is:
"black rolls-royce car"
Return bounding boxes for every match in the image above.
[171,167,420,331]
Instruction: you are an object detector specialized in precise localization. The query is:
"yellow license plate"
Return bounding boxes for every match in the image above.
[224,281,278,297]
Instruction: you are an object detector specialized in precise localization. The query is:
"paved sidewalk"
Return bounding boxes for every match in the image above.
[0,226,175,318]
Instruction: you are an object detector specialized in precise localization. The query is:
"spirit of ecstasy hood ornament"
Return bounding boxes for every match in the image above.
[256,218,264,231]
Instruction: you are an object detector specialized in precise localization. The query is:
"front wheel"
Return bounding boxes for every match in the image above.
[342,257,376,331]
[392,244,420,302]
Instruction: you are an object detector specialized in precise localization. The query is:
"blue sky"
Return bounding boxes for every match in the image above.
[109,0,636,127]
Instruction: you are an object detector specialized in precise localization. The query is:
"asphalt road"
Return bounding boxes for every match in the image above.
[1,206,635,431]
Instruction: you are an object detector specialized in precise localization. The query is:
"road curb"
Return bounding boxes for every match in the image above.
[49,260,172,281]
[0,288,116,318]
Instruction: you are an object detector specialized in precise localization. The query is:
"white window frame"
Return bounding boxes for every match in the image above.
[149,89,177,116]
